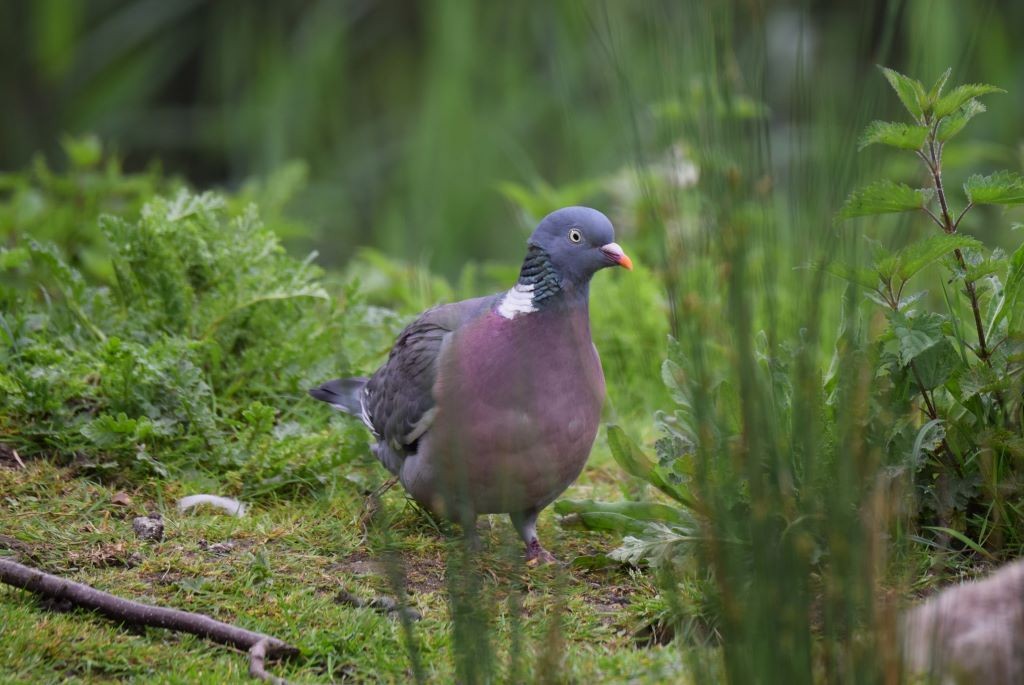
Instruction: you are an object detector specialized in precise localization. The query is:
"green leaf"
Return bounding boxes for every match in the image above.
[956,365,1005,399]
[857,121,928,150]
[61,134,102,169]
[877,233,983,283]
[887,310,945,366]
[923,526,994,559]
[661,358,690,408]
[964,171,1024,206]
[823,261,879,290]
[937,99,986,142]
[609,523,702,566]
[989,240,1024,332]
[606,425,691,507]
[838,180,934,220]
[927,68,952,104]
[879,66,927,120]
[558,511,650,536]
[934,83,1004,119]
[911,419,946,467]
[913,338,961,390]
[963,253,1003,283]
[554,498,691,525]
[0,247,30,271]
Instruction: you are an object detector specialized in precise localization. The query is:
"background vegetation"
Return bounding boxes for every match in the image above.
[3,1,1024,683]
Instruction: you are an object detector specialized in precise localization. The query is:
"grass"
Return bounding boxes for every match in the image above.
[5,5,1024,682]
[0,445,690,683]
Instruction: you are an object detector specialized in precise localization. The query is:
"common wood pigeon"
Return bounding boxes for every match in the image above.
[311,207,632,563]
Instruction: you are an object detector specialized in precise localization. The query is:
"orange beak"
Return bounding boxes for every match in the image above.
[601,242,633,271]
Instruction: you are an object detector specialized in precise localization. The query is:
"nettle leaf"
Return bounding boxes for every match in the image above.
[823,261,879,290]
[956,365,1006,399]
[858,121,928,150]
[937,99,986,142]
[896,290,927,311]
[838,180,934,220]
[934,83,1004,119]
[888,310,945,366]
[896,234,982,281]
[879,66,927,120]
[927,68,952,104]
[964,171,1024,206]
[876,234,981,283]
[913,338,961,390]
[964,254,1004,283]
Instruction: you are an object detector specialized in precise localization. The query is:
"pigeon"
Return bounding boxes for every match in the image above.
[310,207,632,563]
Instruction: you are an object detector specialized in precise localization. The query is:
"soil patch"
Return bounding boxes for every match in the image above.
[330,549,446,595]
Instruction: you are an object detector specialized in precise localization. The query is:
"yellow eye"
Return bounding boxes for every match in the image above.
[568,228,583,243]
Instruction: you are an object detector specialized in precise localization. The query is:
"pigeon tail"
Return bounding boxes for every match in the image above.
[308,377,369,418]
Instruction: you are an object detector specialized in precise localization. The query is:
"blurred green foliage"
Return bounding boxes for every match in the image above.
[3,0,1023,274]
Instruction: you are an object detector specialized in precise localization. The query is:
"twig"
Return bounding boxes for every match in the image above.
[249,638,288,685]
[0,558,298,683]
[368,476,399,501]
[953,202,973,231]
[921,207,944,230]
[909,362,938,419]
[357,476,399,541]
[12,449,25,469]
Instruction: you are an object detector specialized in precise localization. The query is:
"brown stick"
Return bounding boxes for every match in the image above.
[0,558,298,683]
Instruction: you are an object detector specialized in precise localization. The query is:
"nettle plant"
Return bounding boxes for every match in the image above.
[838,67,1024,553]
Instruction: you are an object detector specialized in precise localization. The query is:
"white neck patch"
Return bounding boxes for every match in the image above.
[497,283,537,319]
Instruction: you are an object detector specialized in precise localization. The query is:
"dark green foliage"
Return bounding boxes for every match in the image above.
[0,150,387,494]
[837,67,1024,553]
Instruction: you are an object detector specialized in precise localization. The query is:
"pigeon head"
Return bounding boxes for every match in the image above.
[524,207,632,287]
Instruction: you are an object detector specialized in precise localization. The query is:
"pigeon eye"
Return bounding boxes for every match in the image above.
[568,228,583,244]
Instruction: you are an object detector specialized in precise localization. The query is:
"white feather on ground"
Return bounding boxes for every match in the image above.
[177,494,247,517]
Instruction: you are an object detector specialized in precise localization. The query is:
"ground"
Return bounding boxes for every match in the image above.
[0,449,690,684]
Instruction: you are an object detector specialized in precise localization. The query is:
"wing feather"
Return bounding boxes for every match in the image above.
[364,295,495,453]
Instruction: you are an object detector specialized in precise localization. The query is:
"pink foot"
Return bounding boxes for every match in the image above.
[525,539,558,566]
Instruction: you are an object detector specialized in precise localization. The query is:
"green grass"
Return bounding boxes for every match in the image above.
[5,4,1024,682]
[0,450,691,683]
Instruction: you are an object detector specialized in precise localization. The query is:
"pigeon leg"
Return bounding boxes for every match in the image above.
[462,520,483,552]
[510,508,557,565]
[453,505,481,552]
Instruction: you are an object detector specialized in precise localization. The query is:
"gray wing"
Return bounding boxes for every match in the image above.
[364,295,496,453]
